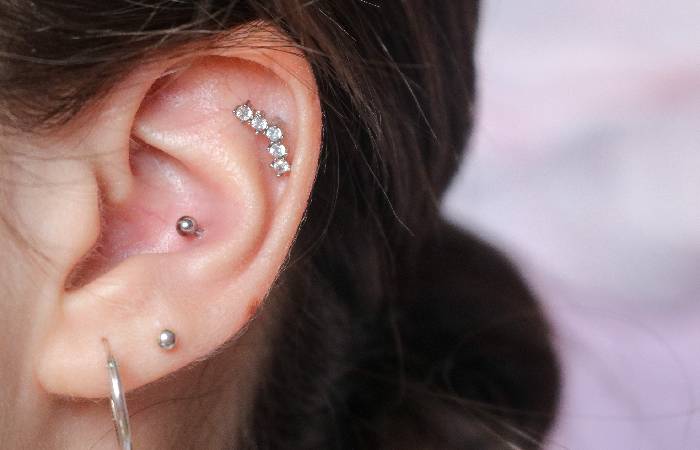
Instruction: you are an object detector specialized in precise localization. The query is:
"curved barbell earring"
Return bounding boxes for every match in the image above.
[233,101,291,176]
[102,338,133,450]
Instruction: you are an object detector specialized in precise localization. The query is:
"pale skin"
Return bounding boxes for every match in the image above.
[0,26,322,449]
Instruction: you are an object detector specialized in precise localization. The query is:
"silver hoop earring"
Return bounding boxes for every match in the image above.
[102,338,133,450]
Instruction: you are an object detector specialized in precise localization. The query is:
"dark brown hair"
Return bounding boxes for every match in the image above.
[0,1,559,448]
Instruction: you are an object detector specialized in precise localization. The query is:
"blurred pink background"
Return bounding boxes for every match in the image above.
[443,1,700,449]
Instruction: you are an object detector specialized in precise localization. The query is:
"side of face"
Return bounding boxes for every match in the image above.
[0,27,322,448]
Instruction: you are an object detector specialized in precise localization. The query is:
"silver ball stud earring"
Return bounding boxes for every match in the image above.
[158,329,177,350]
[176,216,203,238]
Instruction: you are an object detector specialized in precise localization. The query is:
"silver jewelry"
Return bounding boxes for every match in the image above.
[176,216,203,237]
[158,329,177,350]
[233,101,291,176]
[102,338,132,450]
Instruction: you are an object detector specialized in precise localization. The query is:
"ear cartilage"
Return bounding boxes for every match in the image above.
[234,101,292,177]
[176,216,203,238]
[158,329,177,350]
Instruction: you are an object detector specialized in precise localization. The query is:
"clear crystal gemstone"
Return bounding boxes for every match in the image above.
[265,125,283,142]
[234,104,253,122]
[268,143,287,158]
[270,158,291,176]
[250,112,268,132]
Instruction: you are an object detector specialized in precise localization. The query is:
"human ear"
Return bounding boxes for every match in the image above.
[35,27,321,398]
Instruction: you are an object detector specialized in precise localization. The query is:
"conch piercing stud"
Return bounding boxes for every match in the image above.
[158,329,177,350]
[233,101,291,176]
[102,338,132,450]
[176,216,203,237]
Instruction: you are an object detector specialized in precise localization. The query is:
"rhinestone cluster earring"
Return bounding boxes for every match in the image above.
[233,101,291,176]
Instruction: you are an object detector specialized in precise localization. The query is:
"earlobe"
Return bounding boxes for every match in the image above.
[35,29,322,398]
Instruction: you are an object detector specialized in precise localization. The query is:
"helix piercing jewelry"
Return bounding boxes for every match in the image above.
[233,101,291,176]
[158,329,177,350]
[176,215,203,237]
[102,338,132,450]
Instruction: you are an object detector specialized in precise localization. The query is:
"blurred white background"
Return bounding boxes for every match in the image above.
[443,1,700,449]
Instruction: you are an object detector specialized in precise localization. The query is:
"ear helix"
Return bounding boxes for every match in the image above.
[234,101,291,176]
